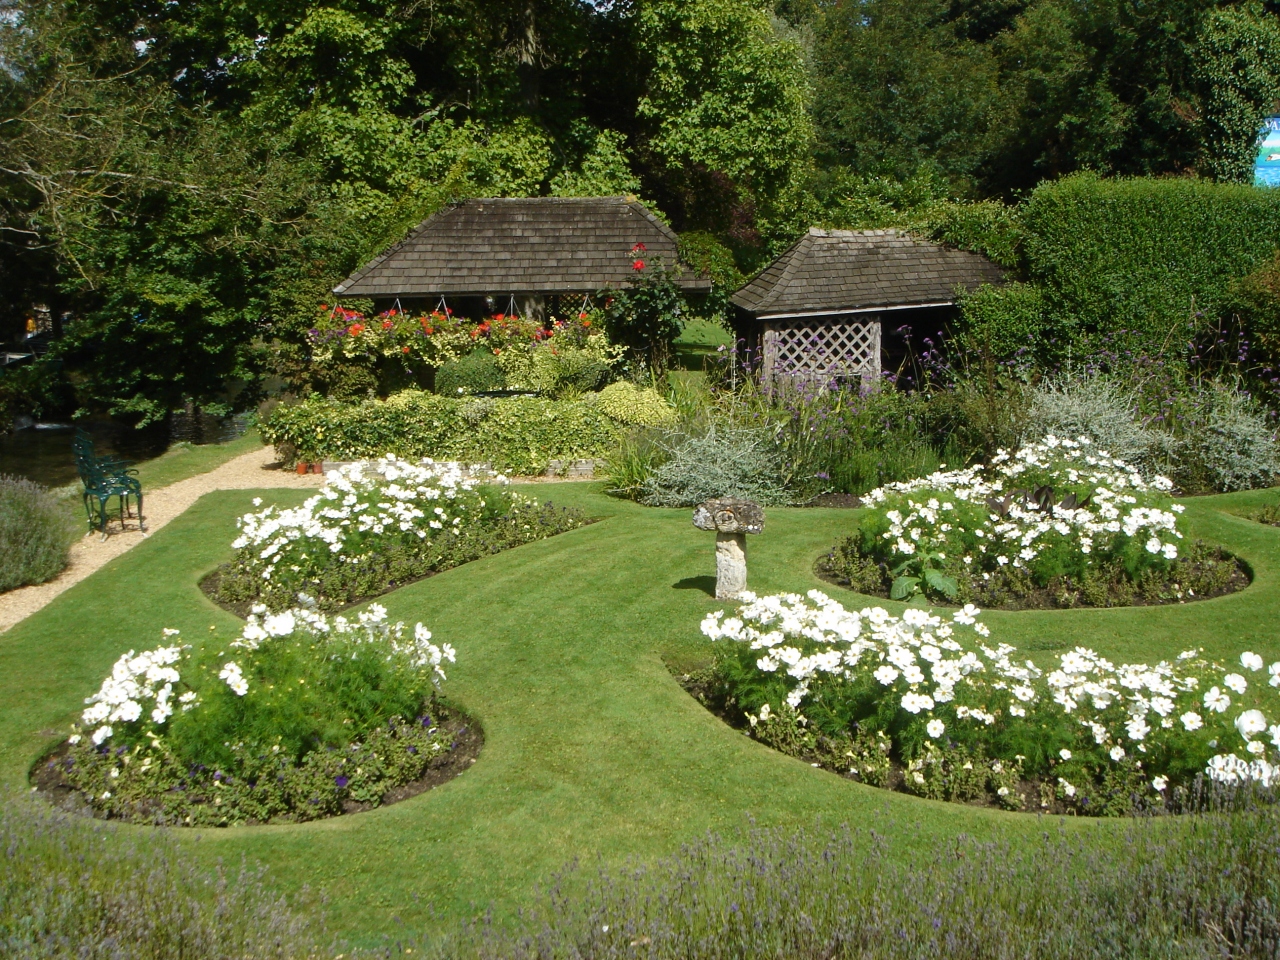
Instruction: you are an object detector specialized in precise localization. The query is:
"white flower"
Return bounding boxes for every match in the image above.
[1059,749,1072,761]
[1145,536,1162,554]
[926,719,945,739]
[1241,652,1264,672]
[1181,711,1204,731]
[1204,687,1231,713]
[1223,673,1248,695]
[91,725,112,745]
[1110,746,1126,761]
[873,665,899,686]
[900,692,934,714]
[1059,778,1076,797]
[1152,776,1167,792]
[1236,709,1268,739]
[1248,740,1266,756]
[218,661,249,696]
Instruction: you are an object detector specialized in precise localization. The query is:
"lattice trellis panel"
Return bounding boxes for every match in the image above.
[761,318,881,386]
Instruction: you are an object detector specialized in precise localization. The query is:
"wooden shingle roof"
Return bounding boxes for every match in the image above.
[732,228,1005,318]
[334,196,710,298]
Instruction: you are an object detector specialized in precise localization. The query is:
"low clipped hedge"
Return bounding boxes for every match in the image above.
[262,390,620,475]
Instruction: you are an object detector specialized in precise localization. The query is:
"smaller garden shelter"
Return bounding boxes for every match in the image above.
[731,229,1006,385]
[333,196,710,319]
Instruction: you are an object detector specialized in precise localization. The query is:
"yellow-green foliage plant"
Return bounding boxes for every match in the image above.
[598,381,677,426]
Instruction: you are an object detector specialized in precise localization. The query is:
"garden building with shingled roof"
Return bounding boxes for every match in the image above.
[333,196,711,321]
[731,229,1006,386]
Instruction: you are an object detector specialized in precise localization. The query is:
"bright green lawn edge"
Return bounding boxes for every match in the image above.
[1,482,1278,945]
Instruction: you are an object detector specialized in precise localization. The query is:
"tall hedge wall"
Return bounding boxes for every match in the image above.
[1021,173,1280,345]
[262,391,620,475]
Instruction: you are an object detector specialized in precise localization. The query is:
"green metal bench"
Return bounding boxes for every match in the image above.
[73,430,144,539]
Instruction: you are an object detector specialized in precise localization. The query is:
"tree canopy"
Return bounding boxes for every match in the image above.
[2,0,1280,419]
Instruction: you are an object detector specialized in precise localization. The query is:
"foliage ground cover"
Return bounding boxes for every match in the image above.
[211,457,586,613]
[0,791,321,959]
[821,436,1246,609]
[424,805,1280,960]
[1,483,1279,943]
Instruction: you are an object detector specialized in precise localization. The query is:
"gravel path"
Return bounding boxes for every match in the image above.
[0,446,324,635]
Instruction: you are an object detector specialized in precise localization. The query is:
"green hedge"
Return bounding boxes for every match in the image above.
[262,391,620,475]
[1021,173,1280,344]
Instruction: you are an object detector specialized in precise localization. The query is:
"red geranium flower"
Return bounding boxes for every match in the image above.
[382,320,393,330]
[633,259,645,271]
[582,319,591,327]
[631,242,647,253]
[402,345,410,353]
[348,323,364,336]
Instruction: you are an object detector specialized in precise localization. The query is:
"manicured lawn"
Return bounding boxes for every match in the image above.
[2,481,1278,945]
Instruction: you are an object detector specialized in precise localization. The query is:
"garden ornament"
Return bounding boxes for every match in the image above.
[693,498,764,599]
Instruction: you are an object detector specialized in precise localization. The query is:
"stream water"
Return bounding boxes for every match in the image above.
[1,412,251,488]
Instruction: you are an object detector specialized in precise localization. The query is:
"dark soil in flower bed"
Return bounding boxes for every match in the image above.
[816,539,1250,610]
[32,707,483,827]
[805,493,864,509]
[674,667,1137,817]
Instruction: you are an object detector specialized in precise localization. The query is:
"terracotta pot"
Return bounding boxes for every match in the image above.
[296,462,308,475]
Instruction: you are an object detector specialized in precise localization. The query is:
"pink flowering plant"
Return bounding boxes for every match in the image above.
[57,601,460,825]
[702,590,1280,814]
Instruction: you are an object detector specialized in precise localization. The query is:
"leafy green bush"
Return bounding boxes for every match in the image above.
[0,793,319,957]
[0,475,76,593]
[59,602,459,825]
[640,425,794,507]
[261,391,620,475]
[434,349,506,395]
[214,458,586,613]
[954,282,1051,362]
[1022,173,1280,349]
[598,381,677,426]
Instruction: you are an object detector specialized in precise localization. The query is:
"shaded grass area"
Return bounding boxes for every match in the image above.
[130,427,267,490]
[1,481,1278,945]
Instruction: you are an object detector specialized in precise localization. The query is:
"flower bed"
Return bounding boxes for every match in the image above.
[696,591,1280,815]
[261,391,624,474]
[819,436,1246,608]
[41,603,474,826]
[211,457,587,614]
